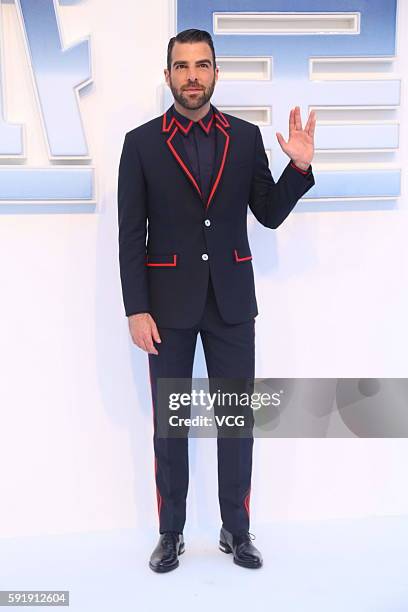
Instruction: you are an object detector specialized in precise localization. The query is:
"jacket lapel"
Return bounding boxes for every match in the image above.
[162,105,231,209]
[207,108,230,210]
[162,110,202,199]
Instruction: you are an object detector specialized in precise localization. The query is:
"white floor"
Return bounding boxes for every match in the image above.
[1,516,407,611]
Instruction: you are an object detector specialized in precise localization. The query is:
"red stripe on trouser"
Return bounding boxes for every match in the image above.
[244,486,251,517]
[155,456,162,516]
[148,359,162,518]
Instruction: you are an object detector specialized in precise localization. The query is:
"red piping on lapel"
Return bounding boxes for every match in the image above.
[162,111,193,134]
[162,111,175,133]
[206,119,230,209]
[214,109,230,128]
[234,249,252,262]
[162,108,229,133]
[198,114,214,135]
[146,254,178,267]
[166,126,202,198]
[163,108,230,207]
[175,118,193,135]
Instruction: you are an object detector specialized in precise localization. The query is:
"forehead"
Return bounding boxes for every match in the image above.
[170,41,213,65]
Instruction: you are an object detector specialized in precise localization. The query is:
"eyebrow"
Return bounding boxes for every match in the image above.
[173,59,212,67]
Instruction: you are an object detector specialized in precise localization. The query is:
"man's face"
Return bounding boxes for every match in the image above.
[164,41,218,111]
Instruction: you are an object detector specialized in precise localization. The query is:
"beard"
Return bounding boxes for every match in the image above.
[169,74,216,110]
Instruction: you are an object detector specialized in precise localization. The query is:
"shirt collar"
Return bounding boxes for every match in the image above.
[171,104,214,136]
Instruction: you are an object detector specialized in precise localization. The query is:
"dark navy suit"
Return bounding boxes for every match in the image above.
[118,103,315,534]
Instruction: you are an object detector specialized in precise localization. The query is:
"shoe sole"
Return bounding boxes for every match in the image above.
[219,540,263,569]
[149,543,185,573]
[219,540,232,554]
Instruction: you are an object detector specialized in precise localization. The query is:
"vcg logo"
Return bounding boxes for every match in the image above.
[0,0,93,204]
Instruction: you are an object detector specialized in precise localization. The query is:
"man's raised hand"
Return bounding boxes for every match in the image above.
[276,106,316,170]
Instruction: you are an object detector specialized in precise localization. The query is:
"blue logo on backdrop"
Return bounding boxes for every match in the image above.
[0,0,93,204]
[176,0,401,202]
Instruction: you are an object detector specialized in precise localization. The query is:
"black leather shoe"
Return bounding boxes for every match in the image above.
[219,527,263,569]
[149,532,185,573]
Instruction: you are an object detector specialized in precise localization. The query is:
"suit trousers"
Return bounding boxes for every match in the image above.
[148,275,255,535]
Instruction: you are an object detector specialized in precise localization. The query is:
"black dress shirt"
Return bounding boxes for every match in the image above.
[171,104,216,206]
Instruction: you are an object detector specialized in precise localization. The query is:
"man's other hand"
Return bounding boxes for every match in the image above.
[128,313,161,355]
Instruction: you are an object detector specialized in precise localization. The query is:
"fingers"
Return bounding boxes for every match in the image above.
[129,315,160,354]
[140,338,150,353]
[289,108,295,136]
[145,318,161,354]
[304,110,312,133]
[294,105,302,130]
[291,106,317,138]
[140,320,159,354]
[143,334,159,355]
[151,320,162,344]
[137,335,158,354]
[309,112,316,138]
[289,106,303,134]
[134,334,156,354]
[276,132,287,149]
[304,110,317,136]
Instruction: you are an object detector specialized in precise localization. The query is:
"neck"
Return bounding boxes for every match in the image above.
[173,100,211,122]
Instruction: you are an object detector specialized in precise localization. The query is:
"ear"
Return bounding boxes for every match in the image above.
[164,68,170,84]
[215,66,219,83]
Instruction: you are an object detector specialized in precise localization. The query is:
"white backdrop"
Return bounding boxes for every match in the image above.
[0,0,407,539]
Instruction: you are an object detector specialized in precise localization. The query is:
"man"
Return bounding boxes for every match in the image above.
[118,28,316,572]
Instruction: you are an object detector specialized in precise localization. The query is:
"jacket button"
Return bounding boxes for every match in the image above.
[204,219,211,227]
[201,253,209,261]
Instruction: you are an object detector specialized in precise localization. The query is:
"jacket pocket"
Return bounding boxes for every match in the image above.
[146,253,178,267]
[233,247,252,263]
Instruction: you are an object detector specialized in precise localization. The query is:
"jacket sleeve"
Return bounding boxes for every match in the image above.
[117,132,149,317]
[248,126,315,229]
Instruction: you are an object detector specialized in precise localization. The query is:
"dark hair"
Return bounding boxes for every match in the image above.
[167,29,216,71]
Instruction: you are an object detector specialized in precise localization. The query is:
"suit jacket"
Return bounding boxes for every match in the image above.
[118,104,315,328]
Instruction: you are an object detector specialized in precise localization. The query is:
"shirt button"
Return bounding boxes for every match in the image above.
[204,219,211,227]
[201,253,209,261]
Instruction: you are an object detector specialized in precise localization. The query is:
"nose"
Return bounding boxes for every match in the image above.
[186,67,199,82]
